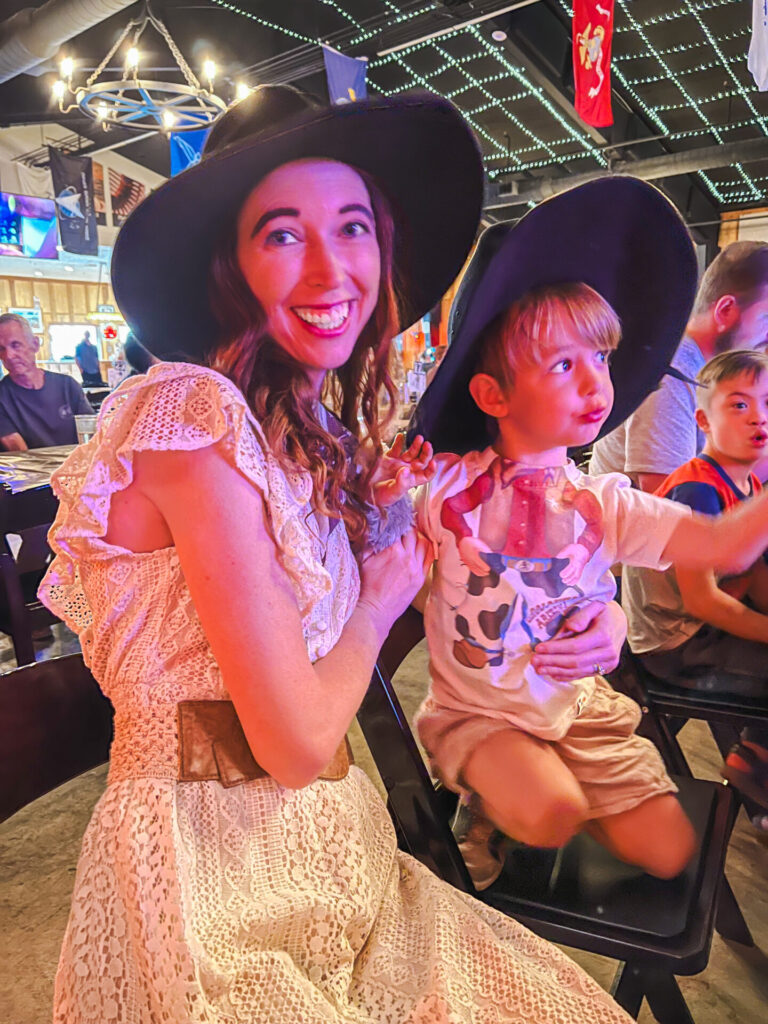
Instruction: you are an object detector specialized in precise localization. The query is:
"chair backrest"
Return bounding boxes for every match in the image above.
[357,607,474,890]
[0,653,113,823]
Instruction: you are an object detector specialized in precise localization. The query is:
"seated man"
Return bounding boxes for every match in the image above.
[590,240,768,492]
[623,350,768,811]
[0,313,92,450]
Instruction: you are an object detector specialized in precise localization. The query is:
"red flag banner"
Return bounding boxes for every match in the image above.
[573,0,614,127]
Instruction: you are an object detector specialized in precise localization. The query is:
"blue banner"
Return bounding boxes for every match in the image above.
[169,129,210,176]
[322,46,367,104]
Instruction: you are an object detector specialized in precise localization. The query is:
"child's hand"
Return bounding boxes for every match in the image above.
[371,433,436,507]
[556,543,590,586]
[458,536,492,576]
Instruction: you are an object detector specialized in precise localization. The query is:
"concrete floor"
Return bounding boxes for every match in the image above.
[2,632,767,1023]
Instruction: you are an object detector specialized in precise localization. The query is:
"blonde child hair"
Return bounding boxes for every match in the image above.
[474,282,621,388]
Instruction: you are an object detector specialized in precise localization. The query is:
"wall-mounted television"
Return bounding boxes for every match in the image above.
[0,192,58,259]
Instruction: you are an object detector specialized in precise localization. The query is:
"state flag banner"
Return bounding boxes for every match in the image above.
[573,0,614,127]
[170,129,210,177]
[47,147,99,255]
[322,45,367,105]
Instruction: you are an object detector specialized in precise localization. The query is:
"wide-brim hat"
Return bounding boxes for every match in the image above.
[111,86,484,359]
[409,177,698,454]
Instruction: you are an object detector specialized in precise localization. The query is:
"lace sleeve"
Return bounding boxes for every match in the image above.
[38,364,272,630]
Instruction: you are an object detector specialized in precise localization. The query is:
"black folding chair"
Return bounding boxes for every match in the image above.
[610,646,768,780]
[0,485,60,666]
[357,607,748,1023]
[0,653,113,823]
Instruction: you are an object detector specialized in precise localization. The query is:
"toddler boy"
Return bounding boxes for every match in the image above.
[410,180,768,888]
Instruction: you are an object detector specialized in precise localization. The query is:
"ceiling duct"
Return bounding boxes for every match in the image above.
[487,136,768,208]
[0,0,135,85]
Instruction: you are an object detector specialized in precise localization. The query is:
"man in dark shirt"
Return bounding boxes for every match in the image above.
[0,313,92,450]
[75,329,105,386]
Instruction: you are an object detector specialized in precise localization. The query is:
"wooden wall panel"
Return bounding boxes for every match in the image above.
[34,281,50,311]
[13,279,33,307]
[70,283,88,315]
[52,282,70,316]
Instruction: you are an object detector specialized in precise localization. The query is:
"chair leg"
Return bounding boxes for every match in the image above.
[715,874,755,947]
[610,963,645,1020]
[641,710,693,777]
[708,721,741,761]
[642,970,694,1024]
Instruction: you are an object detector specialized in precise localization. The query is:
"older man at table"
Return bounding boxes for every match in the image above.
[0,313,92,451]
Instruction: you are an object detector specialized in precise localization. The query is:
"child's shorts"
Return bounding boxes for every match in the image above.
[415,675,677,820]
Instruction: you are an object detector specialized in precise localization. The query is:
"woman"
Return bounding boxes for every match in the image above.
[40,86,629,1023]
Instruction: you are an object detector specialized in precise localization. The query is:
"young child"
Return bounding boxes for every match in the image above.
[408,178,768,889]
[623,349,768,815]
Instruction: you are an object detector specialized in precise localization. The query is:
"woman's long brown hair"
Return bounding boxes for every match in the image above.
[207,167,401,549]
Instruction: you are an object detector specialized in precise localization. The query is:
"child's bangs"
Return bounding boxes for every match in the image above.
[505,283,621,370]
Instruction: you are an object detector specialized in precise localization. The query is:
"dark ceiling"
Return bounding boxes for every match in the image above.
[0,0,766,249]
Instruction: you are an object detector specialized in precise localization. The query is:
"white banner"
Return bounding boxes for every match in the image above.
[749,0,768,90]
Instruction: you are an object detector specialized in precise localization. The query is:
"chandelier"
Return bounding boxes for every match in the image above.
[51,1,250,133]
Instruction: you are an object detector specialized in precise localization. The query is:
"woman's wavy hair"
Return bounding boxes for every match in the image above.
[207,166,401,549]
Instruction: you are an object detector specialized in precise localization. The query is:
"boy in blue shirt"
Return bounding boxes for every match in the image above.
[624,349,768,814]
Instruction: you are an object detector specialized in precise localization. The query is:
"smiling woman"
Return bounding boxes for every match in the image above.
[37,85,632,1024]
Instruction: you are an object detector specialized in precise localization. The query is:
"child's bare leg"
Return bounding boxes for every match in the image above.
[588,795,697,879]
[463,728,590,847]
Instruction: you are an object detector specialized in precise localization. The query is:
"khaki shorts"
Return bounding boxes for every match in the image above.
[415,675,677,820]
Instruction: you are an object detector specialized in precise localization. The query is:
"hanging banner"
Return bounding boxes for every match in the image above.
[169,128,211,176]
[573,0,614,127]
[749,0,768,90]
[322,45,367,104]
[47,147,98,255]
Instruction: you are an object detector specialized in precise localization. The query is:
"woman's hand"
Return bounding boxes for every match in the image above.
[359,528,433,632]
[370,433,436,507]
[530,600,627,682]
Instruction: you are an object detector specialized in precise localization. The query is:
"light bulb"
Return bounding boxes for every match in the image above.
[203,59,216,82]
[162,109,177,129]
[96,102,108,120]
[126,47,140,69]
[60,56,74,79]
[235,82,251,101]
[52,79,66,100]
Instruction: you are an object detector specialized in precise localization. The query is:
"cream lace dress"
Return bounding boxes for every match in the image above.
[40,363,630,1024]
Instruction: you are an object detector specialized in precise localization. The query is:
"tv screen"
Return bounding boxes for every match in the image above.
[0,192,58,259]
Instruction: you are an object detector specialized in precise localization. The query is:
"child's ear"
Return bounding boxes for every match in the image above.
[469,372,509,418]
[695,406,710,434]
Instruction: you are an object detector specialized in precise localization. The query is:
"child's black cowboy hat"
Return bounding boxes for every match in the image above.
[111,85,484,360]
[409,177,698,454]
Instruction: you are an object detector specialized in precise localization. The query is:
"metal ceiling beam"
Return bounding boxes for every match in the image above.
[486,136,768,207]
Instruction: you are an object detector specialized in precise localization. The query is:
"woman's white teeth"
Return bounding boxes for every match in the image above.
[294,302,350,328]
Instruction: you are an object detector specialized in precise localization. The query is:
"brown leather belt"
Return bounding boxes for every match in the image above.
[177,700,352,788]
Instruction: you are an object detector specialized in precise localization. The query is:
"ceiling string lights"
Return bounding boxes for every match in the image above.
[214,0,767,205]
[51,0,252,132]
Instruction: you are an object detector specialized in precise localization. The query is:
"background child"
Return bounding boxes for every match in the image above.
[409,178,768,889]
[623,349,768,814]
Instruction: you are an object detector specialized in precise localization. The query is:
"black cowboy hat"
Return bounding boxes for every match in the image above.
[409,177,699,454]
[111,85,484,359]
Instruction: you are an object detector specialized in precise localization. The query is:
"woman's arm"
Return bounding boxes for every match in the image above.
[136,446,431,788]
